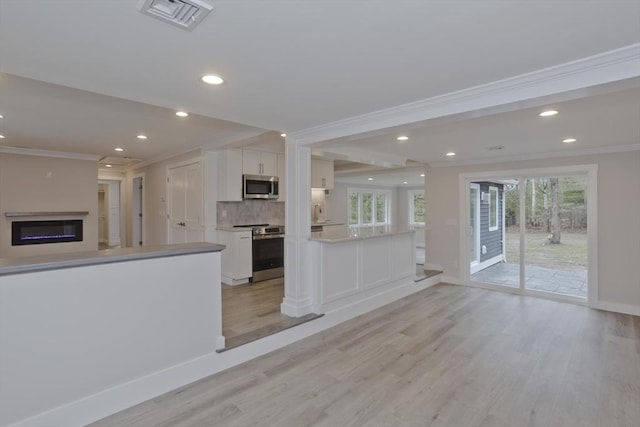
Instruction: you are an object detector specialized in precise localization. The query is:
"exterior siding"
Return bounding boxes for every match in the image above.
[476,182,503,262]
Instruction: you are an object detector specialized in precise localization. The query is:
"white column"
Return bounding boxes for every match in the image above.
[281,138,316,316]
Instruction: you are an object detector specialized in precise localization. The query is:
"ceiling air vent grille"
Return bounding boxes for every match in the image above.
[139,0,213,31]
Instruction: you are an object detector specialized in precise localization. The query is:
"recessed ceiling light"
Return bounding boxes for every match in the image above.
[0,114,3,119]
[397,136,409,141]
[114,147,124,152]
[420,173,425,177]
[105,164,112,168]
[0,134,5,139]
[201,74,224,85]
[403,181,408,184]
[539,110,558,117]
[281,133,287,137]
[137,134,147,140]
[446,152,456,156]
[562,138,577,143]
[176,111,189,117]
[368,177,373,181]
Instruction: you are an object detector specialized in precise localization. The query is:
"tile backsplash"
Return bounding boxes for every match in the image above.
[217,200,285,227]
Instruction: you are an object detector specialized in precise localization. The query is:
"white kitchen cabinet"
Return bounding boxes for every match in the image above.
[243,149,278,176]
[277,153,286,202]
[217,149,243,202]
[311,159,334,189]
[219,230,253,285]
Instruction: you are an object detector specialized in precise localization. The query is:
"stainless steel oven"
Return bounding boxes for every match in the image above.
[250,225,284,282]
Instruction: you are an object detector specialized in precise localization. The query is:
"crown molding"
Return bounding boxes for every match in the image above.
[428,144,640,168]
[291,44,640,146]
[128,147,204,171]
[0,146,101,161]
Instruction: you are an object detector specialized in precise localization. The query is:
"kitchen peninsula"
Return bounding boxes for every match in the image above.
[308,226,421,313]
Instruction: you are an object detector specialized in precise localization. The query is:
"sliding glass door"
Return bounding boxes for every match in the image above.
[523,176,588,298]
[468,172,589,300]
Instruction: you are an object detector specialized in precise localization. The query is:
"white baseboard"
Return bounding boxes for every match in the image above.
[592,300,640,316]
[221,275,249,286]
[441,275,462,285]
[9,275,442,427]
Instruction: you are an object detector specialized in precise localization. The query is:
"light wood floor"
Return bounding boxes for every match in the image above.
[222,278,320,350]
[92,284,640,427]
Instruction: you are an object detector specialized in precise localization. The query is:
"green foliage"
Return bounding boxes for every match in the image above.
[502,177,587,231]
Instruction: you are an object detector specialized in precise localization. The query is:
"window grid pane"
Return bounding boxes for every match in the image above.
[349,193,359,225]
[412,192,425,223]
[362,193,373,224]
[376,194,386,224]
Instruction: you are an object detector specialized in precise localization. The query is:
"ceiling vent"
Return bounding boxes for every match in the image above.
[138,0,214,31]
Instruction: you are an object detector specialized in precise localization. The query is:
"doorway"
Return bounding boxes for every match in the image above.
[131,175,144,247]
[167,160,203,244]
[98,179,122,249]
[462,165,597,304]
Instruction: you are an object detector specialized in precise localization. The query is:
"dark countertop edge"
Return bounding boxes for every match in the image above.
[0,242,226,276]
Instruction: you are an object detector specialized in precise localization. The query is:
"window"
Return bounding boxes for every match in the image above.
[348,188,391,226]
[409,190,425,225]
[489,186,498,231]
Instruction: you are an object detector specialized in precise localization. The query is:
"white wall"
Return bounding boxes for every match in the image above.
[425,150,640,311]
[0,251,222,427]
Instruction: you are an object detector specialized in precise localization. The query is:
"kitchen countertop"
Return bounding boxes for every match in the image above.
[217,225,284,232]
[309,225,415,243]
[0,242,226,276]
[311,221,345,227]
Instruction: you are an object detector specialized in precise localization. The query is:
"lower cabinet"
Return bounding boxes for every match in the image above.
[218,230,252,285]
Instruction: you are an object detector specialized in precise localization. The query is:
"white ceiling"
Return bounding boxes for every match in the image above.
[0,0,639,168]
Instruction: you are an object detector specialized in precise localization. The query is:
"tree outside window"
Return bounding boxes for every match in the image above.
[409,190,425,225]
[348,188,391,226]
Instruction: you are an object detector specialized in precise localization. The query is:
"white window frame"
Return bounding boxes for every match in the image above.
[408,189,425,226]
[347,187,392,227]
[489,186,499,231]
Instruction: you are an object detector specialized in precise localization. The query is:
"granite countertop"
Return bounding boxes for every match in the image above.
[309,225,415,243]
[0,242,226,276]
[216,226,254,232]
[217,224,285,232]
[311,220,345,227]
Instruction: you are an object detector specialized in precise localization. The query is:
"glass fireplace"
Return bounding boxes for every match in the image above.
[11,220,83,246]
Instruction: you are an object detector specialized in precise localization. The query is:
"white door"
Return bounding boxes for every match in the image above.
[132,176,144,247]
[168,162,203,244]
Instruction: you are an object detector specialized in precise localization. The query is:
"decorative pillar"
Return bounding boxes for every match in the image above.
[281,138,316,316]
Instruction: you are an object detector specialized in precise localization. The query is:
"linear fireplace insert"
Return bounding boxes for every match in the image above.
[12,220,83,246]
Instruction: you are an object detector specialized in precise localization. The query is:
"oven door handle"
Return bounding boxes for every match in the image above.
[252,234,285,240]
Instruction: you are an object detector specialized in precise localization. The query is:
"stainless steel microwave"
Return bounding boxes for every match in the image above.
[243,174,279,199]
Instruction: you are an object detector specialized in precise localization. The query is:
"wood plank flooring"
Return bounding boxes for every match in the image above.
[92,284,640,427]
[222,278,321,350]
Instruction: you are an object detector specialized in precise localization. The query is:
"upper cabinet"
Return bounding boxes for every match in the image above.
[217,148,243,202]
[217,148,283,201]
[311,159,334,189]
[243,149,277,176]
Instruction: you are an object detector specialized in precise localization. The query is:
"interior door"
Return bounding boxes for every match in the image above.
[168,162,203,244]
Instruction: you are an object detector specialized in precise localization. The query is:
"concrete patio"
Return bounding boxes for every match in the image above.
[471,262,587,298]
